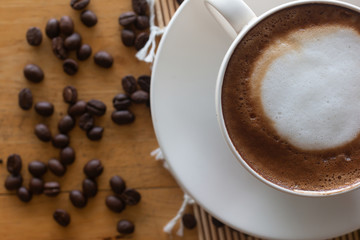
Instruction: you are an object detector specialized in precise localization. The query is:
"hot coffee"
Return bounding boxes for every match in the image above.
[222,3,360,192]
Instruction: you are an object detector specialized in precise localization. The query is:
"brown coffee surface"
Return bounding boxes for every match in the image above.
[222,3,360,192]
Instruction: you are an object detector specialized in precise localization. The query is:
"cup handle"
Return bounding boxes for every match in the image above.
[205,0,256,39]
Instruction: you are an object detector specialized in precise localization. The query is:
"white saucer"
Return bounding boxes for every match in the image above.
[151,0,360,239]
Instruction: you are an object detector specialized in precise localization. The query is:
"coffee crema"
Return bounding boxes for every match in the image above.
[222,3,360,192]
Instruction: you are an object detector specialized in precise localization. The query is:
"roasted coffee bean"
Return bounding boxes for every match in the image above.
[87,126,104,141]
[83,159,103,179]
[110,175,126,194]
[28,161,47,178]
[26,27,42,46]
[68,100,87,116]
[23,64,44,83]
[113,93,131,110]
[35,101,54,116]
[52,134,70,149]
[44,181,61,197]
[60,146,75,165]
[64,33,82,50]
[182,213,197,229]
[130,90,149,103]
[35,123,52,142]
[63,86,78,104]
[18,88,33,110]
[70,0,90,10]
[135,15,149,30]
[121,188,141,205]
[48,159,67,177]
[79,113,94,131]
[94,51,113,68]
[80,10,98,27]
[121,75,137,94]
[0,159,3,164]
[121,29,136,47]
[58,115,75,134]
[69,190,87,208]
[82,178,97,198]
[134,32,149,50]
[29,177,44,194]
[86,99,106,116]
[52,37,68,60]
[118,12,137,26]
[17,186,32,202]
[76,44,92,61]
[4,175,23,190]
[117,220,135,234]
[59,16,74,36]
[45,18,60,39]
[105,195,126,213]
[211,217,224,228]
[137,75,151,92]
[7,154,22,175]
[132,0,148,15]
[63,58,78,75]
[53,209,71,227]
[111,110,135,125]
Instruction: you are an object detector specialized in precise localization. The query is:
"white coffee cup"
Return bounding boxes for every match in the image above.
[206,0,360,197]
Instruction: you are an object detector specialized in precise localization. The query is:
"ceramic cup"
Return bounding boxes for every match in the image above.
[205,0,360,197]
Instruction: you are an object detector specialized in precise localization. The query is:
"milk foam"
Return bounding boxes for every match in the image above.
[252,25,360,151]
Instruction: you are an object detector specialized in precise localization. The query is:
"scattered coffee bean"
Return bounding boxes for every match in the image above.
[52,37,68,60]
[132,0,148,15]
[94,51,113,68]
[110,175,126,194]
[7,154,22,175]
[48,159,67,177]
[80,10,98,27]
[26,27,42,46]
[69,190,87,208]
[137,75,151,92]
[52,134,70,149]
[87,126,104,141]
[35,101,54,117]
[45,18,60,39]
[28,160,47,178]
[113,93,131,110]
[82,178,98,198]
[182,213,197,229]
[79,113,94,131]
[70,0,90,10]
[119,12,137,26]
[122,75,137,94]
[130,90,149,103]
[60,146,76,165]
[34,123,52,142]
[135,15,149,30]
[18,88,33,110]
[76,44,92,61]
[4,175,23,190]
[86,99,106,116]
[64,32,82,51]
[134,32,149,50]
[63,58,78,75]
[83,159,103,179]
[68,100,87,117]
[0,159,2,164]
[17,186,32,202]
[23,64,44,83]
[59,16,74,36]
[121,29,136,47]
[111,110,135,125]
[29,177,44,194]
[105,195,126,213]
[44,181,61,197]
[58,115,75,134]
[121,188,141,205]
[117,220,135,234]
[53,209,71,227]
[63,85,78,104]
[211,217,224,228]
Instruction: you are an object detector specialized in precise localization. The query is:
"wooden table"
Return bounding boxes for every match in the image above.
[0,1,198,239]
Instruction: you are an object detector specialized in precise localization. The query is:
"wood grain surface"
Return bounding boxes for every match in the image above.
[0,0,198,239]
